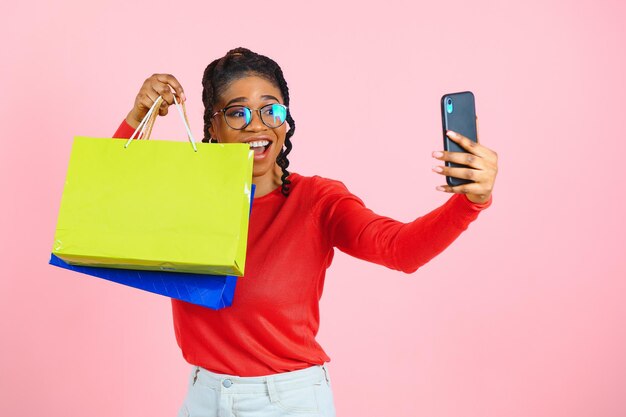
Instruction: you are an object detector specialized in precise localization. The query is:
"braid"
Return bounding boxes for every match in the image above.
[201,60,219,143]
[201,48,296,196]
[276,112,295,196]
[272,65,294,196]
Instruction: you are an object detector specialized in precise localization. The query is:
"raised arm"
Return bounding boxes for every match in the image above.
[315,178,491,274]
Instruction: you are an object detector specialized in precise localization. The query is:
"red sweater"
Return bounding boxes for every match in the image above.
[114,120,492,376]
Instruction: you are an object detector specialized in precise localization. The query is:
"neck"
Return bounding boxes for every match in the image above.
[252,164,284,198]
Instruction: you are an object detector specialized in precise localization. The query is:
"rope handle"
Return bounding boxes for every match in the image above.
[125,94,197,152]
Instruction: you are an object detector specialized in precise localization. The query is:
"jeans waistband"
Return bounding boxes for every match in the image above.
[192,363,331,394]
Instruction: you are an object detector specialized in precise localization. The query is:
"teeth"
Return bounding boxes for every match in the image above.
[248,140,270,148]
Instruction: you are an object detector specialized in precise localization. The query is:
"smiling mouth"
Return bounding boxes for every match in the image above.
[248,140,271,156]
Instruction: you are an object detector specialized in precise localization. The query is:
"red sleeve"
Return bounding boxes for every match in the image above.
[112,119,136,139]
[313,177,491,273]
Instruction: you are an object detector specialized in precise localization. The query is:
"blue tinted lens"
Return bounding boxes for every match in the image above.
[270,104,287,125]
[224,106,253,129]
[243,107,252,125]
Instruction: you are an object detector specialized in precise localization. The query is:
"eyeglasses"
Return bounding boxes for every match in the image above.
[211,103,288,130]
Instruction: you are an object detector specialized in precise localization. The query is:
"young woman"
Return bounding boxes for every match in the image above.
[114,47,498,417]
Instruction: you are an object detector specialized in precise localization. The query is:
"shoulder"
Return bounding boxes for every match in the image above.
[291,173,364,216]
[290,173,352,195]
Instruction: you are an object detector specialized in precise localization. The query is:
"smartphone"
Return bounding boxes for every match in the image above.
[441,91,477,187]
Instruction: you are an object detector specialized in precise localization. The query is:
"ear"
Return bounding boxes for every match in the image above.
[208,124,218,142]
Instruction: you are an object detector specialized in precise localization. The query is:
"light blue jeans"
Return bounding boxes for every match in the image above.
[177,363,337,417]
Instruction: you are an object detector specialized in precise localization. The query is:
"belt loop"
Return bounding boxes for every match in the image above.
[322,364,330,384]
[266,377,279,403]
[192,366,200,386]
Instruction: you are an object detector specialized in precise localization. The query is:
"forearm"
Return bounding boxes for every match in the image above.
[331,194,491,273]
[390,194,490,272]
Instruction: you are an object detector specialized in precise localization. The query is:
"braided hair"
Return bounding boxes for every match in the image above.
[201,47,295,196]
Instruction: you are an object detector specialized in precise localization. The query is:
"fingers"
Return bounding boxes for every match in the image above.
[149,84,173,116]
[130,73,185,124]
[147,74,185,117]
[445,130,498,165]
[435,183,491,203]
[154,73,186,101]
[151,84,175,105]
[432,165,482,182]
[435,183,480,194]
[135,92,156,113]
[144,88,160,104]
[432,150,497,185]
[432,150,483,169]
[445,130,482,155]
[433,127,498,204]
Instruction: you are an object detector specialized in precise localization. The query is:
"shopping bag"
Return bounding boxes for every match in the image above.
[52,95,254,276]
[49,184,255,310]
[49,254,237,309]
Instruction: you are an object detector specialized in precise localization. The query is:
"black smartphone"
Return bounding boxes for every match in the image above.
[441,91,477,187]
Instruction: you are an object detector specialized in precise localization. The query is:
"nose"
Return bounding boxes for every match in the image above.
[244,109,267,131]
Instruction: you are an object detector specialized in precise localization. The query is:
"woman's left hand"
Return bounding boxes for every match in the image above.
[431,128,498,204]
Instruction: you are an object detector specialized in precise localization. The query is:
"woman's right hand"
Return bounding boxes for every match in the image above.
[125,74,187,128]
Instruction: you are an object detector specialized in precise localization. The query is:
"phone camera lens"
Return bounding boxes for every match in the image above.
[446,98,454,114]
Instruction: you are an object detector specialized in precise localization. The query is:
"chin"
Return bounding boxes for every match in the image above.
[252,161,276,179]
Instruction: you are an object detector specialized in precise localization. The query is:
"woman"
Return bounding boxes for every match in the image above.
[113,47,498,417]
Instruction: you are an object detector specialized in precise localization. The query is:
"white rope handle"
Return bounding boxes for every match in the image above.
[124,97,162,147]
[125,94,197,152]
[173,94,197,152]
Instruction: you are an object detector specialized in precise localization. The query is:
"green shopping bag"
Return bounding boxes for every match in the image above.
[52,96,254,276]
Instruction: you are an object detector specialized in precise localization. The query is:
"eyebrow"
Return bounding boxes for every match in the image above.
[225,95,281,107]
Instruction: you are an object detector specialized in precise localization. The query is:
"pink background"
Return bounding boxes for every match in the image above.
[2,0,625,416]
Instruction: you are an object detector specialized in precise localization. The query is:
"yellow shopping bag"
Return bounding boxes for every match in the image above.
[52,96,254,276]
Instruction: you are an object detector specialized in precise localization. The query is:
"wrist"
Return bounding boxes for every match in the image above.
[466,193,491,205]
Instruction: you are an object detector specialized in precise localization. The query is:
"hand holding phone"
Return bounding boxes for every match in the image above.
[434,91,499,204]
[441,91,478,187]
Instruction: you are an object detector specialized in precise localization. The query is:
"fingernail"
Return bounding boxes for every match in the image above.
[436,186,446,191]
[432,166,443,173]
[432,151,444,158]
[447,130,458,138]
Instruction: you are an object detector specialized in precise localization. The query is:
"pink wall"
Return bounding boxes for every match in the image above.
[2,0,625,416]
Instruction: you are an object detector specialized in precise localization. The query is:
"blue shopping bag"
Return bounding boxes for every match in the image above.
[49,254,237,309]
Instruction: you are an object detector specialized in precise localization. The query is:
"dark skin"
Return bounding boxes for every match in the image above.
[432,125,498,204]
[207,76,287,198]
[125,74,187,128]
[127,74,498,203]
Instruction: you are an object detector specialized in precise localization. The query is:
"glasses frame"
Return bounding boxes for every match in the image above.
[211,103,288,130]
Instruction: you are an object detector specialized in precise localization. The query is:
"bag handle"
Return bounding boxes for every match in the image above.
[125,94,198,152]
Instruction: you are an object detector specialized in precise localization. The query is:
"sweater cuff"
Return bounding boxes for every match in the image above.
[460,193,493,211]
[112,119,137,139]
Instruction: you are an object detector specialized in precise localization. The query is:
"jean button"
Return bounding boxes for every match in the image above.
[222,379,233,388]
